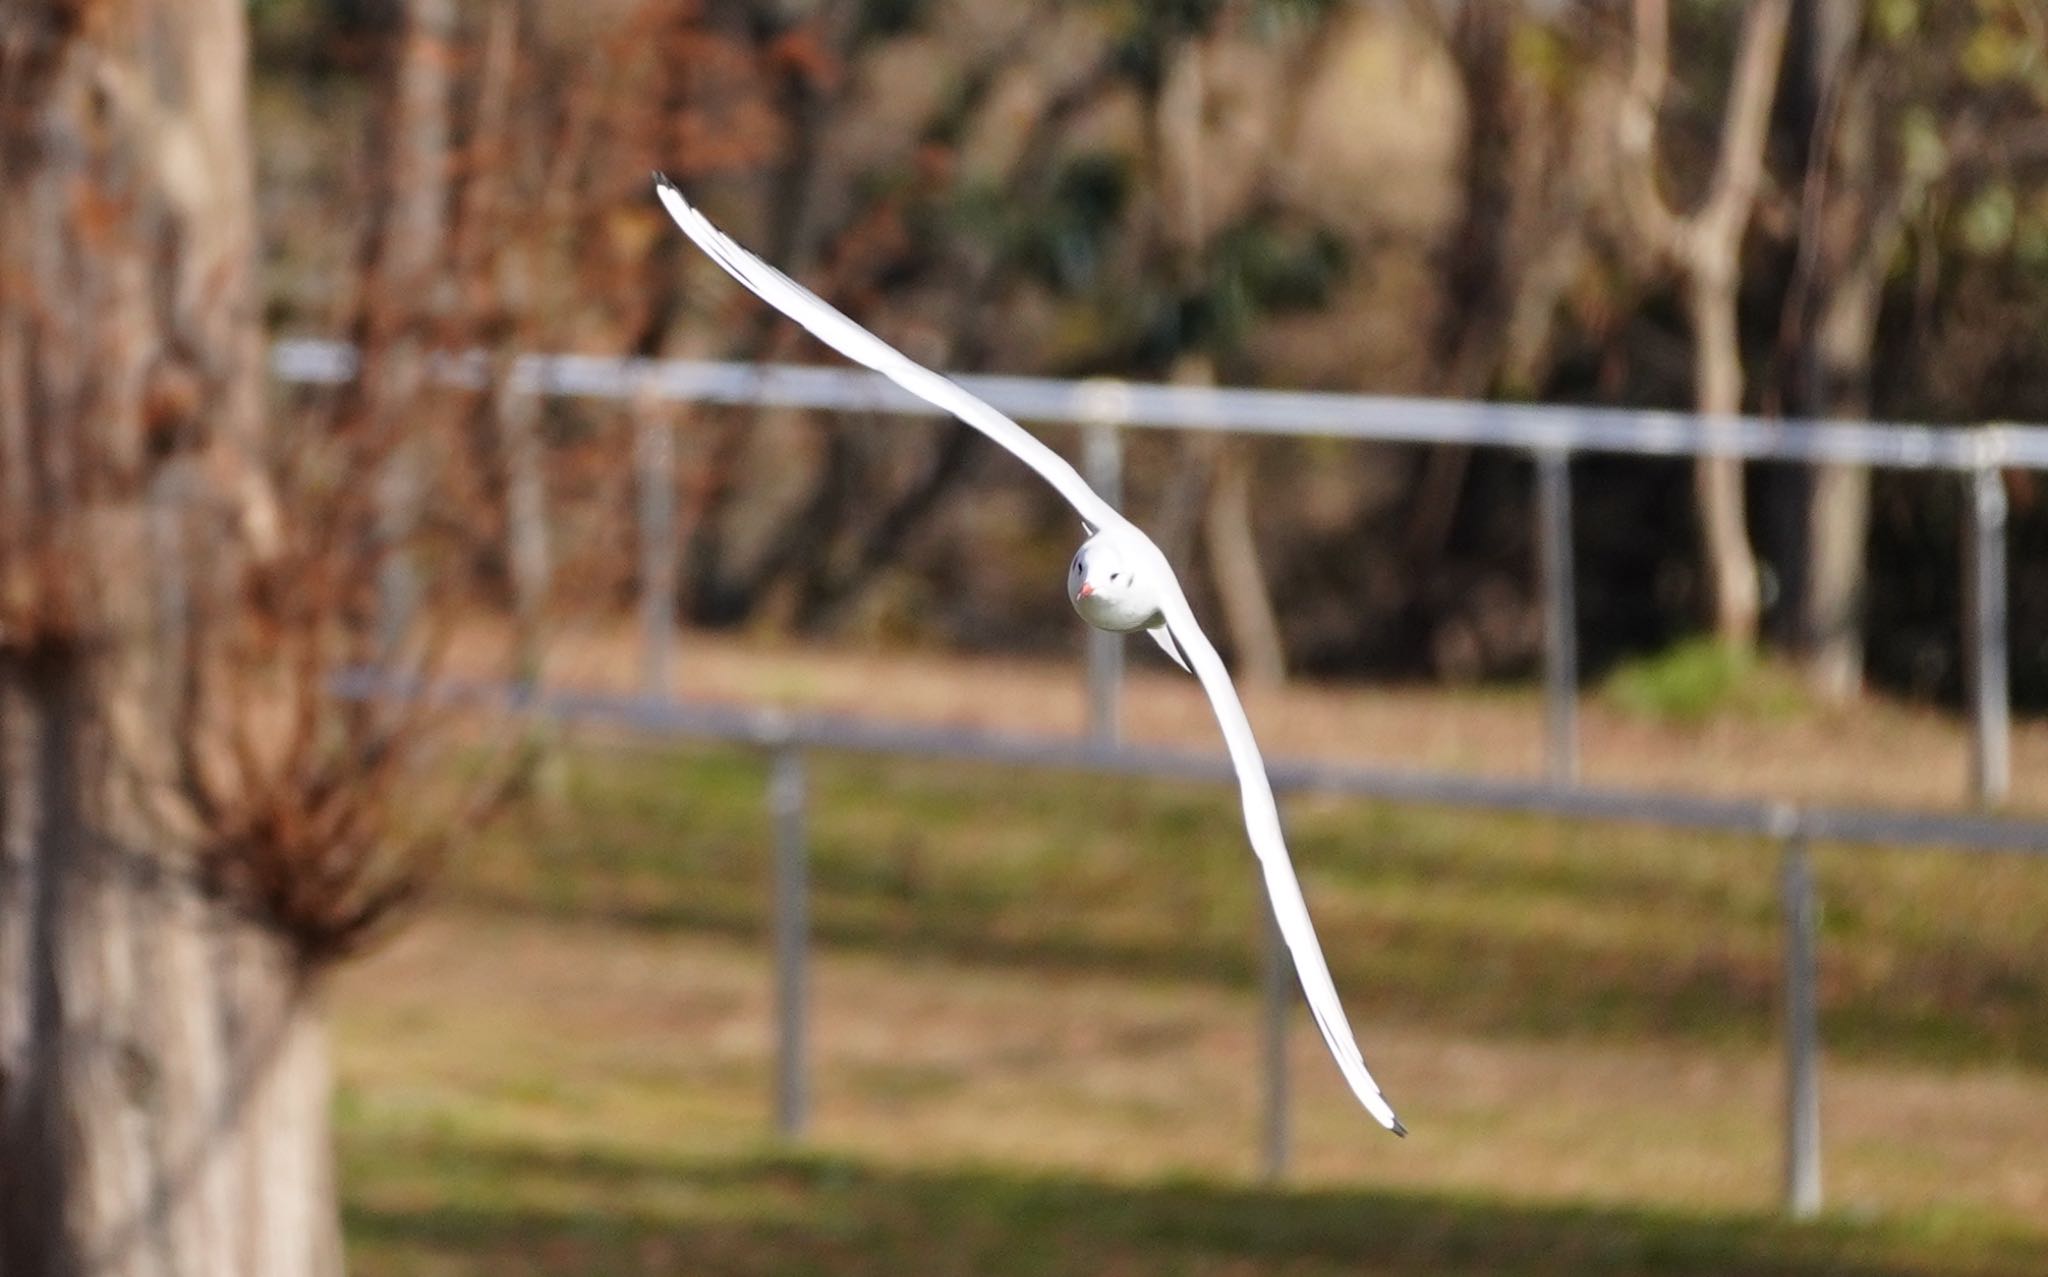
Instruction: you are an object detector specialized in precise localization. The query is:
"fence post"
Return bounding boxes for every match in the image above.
[499,379,564,800]
[769,741,810,1138]
[1260,891,1290,1182]
[376,446,420,666]
[1083,419,1125,746]
[1536,447,1579,787]
[1965,455,2010,807]
[1780,826,1822,1218]
[500,381,551,691]
[635,398,678,699]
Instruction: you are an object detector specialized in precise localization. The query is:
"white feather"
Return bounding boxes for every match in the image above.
[1153,581,1404,1135]
[655,176,1116,533]
[654,174,1404,1136]
[1146,623,1191,673]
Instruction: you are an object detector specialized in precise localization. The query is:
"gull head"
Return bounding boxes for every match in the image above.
[1069,532,1159,633]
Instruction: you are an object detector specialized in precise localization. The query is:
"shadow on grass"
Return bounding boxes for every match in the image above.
[445,868,2048,1073]
[344,1137,2041,1277]
[445,744,2048,1071]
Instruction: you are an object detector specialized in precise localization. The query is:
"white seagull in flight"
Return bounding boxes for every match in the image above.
[654,174,1405,1137]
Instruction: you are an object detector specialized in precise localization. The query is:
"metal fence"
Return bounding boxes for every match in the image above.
[276,337,2046,803]
[287,340,2048,1218]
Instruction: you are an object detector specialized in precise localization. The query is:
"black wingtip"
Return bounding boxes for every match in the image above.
[652,170,677,192]
[1390,1118,1408,1138]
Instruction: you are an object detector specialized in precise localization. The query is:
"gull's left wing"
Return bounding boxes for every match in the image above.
[1153,580,1406,1135]
[654,175,1120,534]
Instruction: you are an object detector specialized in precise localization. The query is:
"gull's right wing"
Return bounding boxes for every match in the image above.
[654,175,1121,534]
[1154,578,1406,1136]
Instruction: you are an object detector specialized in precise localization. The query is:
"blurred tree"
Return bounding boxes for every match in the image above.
[1772,0,2048,699]
[1782,0,1892,699]
[1856,0,2048,707]
[1613,0,1792,651]
[1089,0,1357,684]
[0,1,506,1270]
[214,0,2048,698]
[1408,0,1590,578]
[1145,0,1290,685]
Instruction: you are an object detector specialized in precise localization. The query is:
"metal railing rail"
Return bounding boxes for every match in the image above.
[274,337,2041,805]
[272,338,2048,470]
[340,674,2047,856]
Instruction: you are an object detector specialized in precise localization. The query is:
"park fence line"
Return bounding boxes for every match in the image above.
[285,337,2048,1217]
[273,336,2042,805]
[336,669,2046,1221]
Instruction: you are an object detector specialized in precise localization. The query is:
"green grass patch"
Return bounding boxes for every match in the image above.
[340,1129,2047,1277]
[1604,638,1810,724]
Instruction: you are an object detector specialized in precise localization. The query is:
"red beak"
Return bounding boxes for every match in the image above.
[1077,582,1095,599]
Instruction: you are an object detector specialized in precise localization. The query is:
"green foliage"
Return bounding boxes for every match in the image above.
[1960,186,2019,257]
[948,153,1346,370]
[855,0,930,41]
[1602,639,1807,725]
[1874,0,1922,44]
[945,155,1133,296]
[1031,155,1135,292]
[2018,191,2048,267]
[1203,218,1347,346]
[248,0,322,48]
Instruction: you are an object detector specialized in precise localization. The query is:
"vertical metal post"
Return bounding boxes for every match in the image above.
[1780,831,1822,1219]
[499,382,551,694]
[1537,448,1579,787]
[636,400,678,699]
[1260,893,1290,1183]
[376,446,420,666]
[1084,422,1125,746]
[1965,461,2010,806]
[769,743,810,1138]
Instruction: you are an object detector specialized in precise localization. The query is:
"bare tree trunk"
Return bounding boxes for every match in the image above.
[1410,0,1586,574]
[0,660,343,1277]
[1800,232,1886,699]
[1795,1,1880,701]
[0,2,342,1272]
[365,0,456,659]
[1688,260,1762,643]
[1204,439,1288,687]
[452,0,555,715]
[1406,1,1516,571]
[1616,0,1791,650]
[1149,23,1288,684]
[1804,452,1870,696]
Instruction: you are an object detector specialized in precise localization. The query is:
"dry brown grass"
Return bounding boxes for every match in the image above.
[468,618,2047,815]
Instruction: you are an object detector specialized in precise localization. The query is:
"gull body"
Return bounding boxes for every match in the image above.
[1069,532,1160,632]
[653,174,1405,1137]
[1071,531,1192,672]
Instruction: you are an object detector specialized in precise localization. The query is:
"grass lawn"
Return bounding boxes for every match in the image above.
[341,1140,2048,1277]
[334,737,2048,1275]
[452,743,2048,1068]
